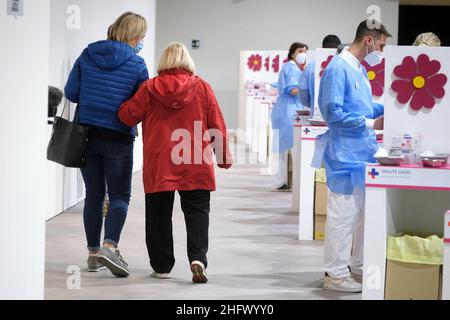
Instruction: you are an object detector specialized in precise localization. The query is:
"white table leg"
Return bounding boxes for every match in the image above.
[362,187,387,300]
[291,126,302,212]
[298,140,315,240]
[258,103,269,163]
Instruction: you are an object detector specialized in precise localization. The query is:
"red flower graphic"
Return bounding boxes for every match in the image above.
[272,55,280,73]
[391,54,447,111]
[362,59,385,97]
[319,55,334,78]
[247,54,262,72]
[264,56,270,71]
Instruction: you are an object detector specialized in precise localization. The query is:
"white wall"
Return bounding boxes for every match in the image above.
[155,0,399,129]
[0,0,51,299]
[47,0,156,219]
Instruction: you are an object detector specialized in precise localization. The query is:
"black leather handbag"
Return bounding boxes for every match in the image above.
[47,101,89,168]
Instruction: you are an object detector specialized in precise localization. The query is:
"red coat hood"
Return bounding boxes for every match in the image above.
[146,69,200,110]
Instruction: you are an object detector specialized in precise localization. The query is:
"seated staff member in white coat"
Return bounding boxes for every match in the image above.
[271,42,308,192]
[315,20,390,292]
[299,35,342,115]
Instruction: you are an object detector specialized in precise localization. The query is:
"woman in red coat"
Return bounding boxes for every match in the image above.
[118,42,232,283]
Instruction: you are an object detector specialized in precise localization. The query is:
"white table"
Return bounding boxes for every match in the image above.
[244,89,256,147]
[255,96,276,164]
[362,164,450,300]
[297,125,329,240]
[248,94,275,162]
[291,114,311,212]
[445,211,450,299]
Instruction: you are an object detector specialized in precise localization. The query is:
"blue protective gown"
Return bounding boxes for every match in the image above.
[299,61,315,116]
[271,61,303,153]
[315,52,384,195]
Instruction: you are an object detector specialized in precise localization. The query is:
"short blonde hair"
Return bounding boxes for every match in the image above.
[413,32,441,47]
[157,42,196,74]
[108,12,147,43]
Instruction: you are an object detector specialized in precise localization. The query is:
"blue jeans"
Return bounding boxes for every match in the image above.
[80,139,133,252]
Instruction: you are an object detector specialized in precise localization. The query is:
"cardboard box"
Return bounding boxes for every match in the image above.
[314,181,327,240]
[314,214,326,240]
[314,182,327,216]
[315,168,326,183]
[288,151,293,187]
[385,260,442,300]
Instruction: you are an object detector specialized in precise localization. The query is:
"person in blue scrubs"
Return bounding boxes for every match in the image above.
[271,42,308,191]
[316,20,390,292]
[299,35,342,117]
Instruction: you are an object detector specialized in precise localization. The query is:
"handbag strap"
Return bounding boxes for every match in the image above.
[73,104,81,124]
[58,99,80,123]
[58,99,70,119]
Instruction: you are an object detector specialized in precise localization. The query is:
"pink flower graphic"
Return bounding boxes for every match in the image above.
[264,56,270,71]
[319,55,334,78]
[391,54,447,111]
[272,55,280,73]
[362,59,385,97]
[247,54,262,72]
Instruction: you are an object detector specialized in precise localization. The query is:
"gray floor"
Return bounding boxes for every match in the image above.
[45,163,361,300]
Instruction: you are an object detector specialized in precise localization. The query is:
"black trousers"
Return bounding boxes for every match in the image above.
[145,190,210,273]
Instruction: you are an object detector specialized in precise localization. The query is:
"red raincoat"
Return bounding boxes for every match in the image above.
[118,69,232,194]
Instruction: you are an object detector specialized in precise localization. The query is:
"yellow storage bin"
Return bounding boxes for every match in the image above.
[385,234,443,300]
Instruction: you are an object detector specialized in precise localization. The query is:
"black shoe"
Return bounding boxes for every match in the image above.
[191,261,208,284]
[272,184,291,192]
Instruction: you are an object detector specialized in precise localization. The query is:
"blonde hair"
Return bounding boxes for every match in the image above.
[107,12,147,43]
[413,32,441,47]
[157,42,196,74]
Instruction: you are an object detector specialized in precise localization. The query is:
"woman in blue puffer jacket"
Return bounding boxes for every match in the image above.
[65,12,149,277]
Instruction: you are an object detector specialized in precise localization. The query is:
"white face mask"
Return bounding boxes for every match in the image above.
[364,42,383,66]
[295,52,307,65]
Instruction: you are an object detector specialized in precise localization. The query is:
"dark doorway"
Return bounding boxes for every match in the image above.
[398,5,449,46]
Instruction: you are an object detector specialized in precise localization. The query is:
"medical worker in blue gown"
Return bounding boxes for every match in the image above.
[299,35,342,117]
[271,42,308,191]
[314,20,390,292]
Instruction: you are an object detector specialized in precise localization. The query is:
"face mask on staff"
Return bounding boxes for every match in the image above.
[364,37,383,66]
[295,52,307,65]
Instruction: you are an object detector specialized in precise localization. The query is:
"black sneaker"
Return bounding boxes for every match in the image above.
[271,184,292,192]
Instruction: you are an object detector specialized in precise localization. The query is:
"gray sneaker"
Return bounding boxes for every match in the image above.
[97,246,130,277]
[87,255,106,272]
[323,275,362,293]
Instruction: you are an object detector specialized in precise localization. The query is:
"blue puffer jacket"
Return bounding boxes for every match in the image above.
[64,40,149,135]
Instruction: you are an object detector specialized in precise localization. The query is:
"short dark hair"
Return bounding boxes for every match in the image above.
[322,35,341,49]
[354,19,392,43]
[288,42,309,60]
